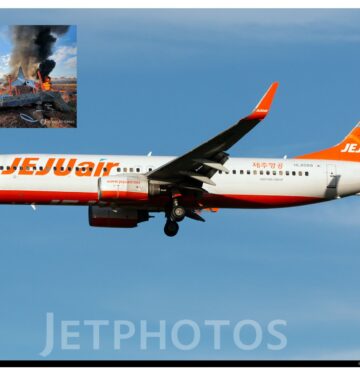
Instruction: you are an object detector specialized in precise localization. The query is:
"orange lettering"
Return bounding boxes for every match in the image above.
[75,162,95,177]
[54,158,77,176]
[102,162,119,177]
[19,157,39,175]
[94,162,105,177]
[2,157,22,175]
[35,158,55,176]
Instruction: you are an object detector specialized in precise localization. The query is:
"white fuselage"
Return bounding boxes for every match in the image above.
[0,154,360,209]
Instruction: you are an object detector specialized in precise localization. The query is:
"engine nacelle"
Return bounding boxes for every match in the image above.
[98,174,160,202]
[89,206,149,228]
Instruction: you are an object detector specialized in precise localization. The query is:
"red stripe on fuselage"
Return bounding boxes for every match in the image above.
[0,190,98,204]
[200,193,324,208]
[0,189,325,208]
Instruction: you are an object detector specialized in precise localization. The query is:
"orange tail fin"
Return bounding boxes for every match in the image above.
[296,123,360,162]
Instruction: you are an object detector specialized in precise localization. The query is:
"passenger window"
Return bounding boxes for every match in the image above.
[149,168,153,172]
[219,170,222,174]
[82,167,86,172]
[247,170,250,175]
[13,166,17,170]
[232,170,236,174]
[130,168,134,172]
[39,166,43,171]
[117,167,121,172]
[240,170,244,174]
[292,171,296,176]
[68,167,72,171]
[6,166,10,171]
[299,171,303,176]
[279,170,283,176]
[285,171,289,176]
[124,167,128,172]
[76,167,79,171]
[19,166,23,171]
[260,170,264,175]
[305,171,309,176]
[253,170,257,175]
[273,170,276,175]
[0,166,3,170]
[136,168,140,173]
[103,168,108,172]
[266,171,270,175]
[61,166,65,171]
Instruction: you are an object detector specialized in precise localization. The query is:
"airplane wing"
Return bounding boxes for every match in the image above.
[11,78,24,87]
[147,82,279,189]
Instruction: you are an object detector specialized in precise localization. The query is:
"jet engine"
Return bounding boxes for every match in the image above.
[89,206,150,228]
[98,174,161,202]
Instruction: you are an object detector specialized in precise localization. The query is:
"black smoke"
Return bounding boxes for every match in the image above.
[37,59,56,80]
[10,25,70,78]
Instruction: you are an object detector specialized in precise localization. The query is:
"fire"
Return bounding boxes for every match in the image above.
[41,76,52,91]
[37,71,52,92]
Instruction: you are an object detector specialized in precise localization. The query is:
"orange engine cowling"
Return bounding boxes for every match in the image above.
[89,206,149,228]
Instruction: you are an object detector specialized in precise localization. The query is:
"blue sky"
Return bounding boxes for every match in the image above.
[0,25,76,78]
[0,9,359,360]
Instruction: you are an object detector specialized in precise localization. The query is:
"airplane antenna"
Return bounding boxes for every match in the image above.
[147,151,152,156]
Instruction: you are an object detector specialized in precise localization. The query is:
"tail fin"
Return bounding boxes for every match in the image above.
[296,123,360,162]
[17,66,25,80]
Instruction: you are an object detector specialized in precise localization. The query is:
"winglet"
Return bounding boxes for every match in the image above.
[246,82,279,120]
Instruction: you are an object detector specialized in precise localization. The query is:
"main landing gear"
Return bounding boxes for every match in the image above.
[170,205,186,222]
[163,191,186,237]
[164,219,179,237]
[162,190,206,237]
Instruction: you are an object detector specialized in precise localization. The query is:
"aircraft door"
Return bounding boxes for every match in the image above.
[326,164,338,189]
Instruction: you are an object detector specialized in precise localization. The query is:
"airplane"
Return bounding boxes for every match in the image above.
[10,66,37,89]
[1,81,360,236]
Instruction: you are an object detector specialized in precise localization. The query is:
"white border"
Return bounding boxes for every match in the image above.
[1,0,360,9]
[1,367,360,374]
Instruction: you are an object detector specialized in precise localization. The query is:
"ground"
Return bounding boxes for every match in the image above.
[0,104,77,128]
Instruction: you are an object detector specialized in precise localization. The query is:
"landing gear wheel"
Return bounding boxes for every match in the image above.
[164,220,179,237]
[170,205,186,222]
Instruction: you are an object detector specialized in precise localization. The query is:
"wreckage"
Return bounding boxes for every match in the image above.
[0,66,74,127]
[0,90,71,112]
[10,66,37,89]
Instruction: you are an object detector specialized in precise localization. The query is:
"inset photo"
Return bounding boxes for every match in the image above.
[0,25,77,128]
